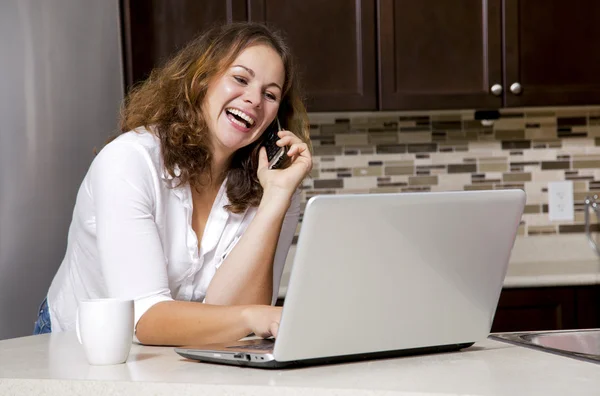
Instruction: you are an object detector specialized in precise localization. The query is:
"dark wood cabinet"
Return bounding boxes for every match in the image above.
[120,1,600,111]
[503,0,600,107]
[378,0,503,110]
[491,286,600,333]
[120,0,376,111]
[120,0,247,90]
[247,0,377,111]
[378,0,600,110]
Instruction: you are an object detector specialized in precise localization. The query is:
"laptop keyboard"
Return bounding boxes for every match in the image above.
[226,340,275,351]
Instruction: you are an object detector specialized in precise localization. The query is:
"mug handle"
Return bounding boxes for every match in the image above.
[75,307,82,344]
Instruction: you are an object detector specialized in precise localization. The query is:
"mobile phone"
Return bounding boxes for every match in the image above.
[263,117,287,169]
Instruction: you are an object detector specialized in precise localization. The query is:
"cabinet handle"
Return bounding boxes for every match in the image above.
[510,82,522,95]
[490,84,503,96]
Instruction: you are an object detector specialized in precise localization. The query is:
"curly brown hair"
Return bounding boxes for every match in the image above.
[118,22,310,213]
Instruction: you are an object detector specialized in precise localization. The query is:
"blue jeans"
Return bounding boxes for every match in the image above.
[33,297,52,335]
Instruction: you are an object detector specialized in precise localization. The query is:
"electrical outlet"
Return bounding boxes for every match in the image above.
[548,181,574,221]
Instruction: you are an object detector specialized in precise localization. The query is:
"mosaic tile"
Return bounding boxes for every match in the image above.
[479,156,509,162]
[445,131,468,141]
[368,132,398,145]
[460,111,476,121]
[409,175,438,186]
[573,160,600,169]
[575,211,597,223]
[436,173,471,186]
[495,129,526,140]
[376,144,407,154]
[503,172,532,182]
[313,146,343,156]
[352,167,383,177]
[587,126,600,137]
[407,143,437,153]
[314,179,343,189]
[559,224,600,233]
[369,187,403,194]
[502,141,532,150]
[343,177,378,189]
[548,140,563,148]
[528,225,558,235]
[573,181,589,191]
[385,166,414,176]
[467,141,502,152]
[303,106,600,237]
[464,184,494,190]
[335,133,369,146]
[523,149,560,161]
[494,118,526,130]
[562,138,596,148]
[479,163,508,172]
[523,204,541,214]
[525,111,556,118]
[384,159,414,167]
[557,117,587,126]
[397,132,432,143]
[525,116,557,126]
[346,145,375,155]
[321,123,349,135]
[572,125,589,133]
[448,164,477,173]
[399,126,430,132]
[541,161,570,170]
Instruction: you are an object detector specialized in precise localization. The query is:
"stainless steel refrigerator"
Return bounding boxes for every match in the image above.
[0,0,124,339]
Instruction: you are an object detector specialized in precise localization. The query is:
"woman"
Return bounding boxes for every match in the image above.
[33,22,312,346]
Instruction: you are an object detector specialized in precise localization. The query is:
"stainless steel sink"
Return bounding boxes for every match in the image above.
[490,329,600,364]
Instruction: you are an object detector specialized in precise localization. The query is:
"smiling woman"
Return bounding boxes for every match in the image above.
[36,22,313,347]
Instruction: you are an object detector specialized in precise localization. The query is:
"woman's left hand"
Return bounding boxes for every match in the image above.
[257,130,312,199]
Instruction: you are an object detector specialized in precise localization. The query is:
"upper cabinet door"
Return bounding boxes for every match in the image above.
[503,0,600,107]
[121,0,247,90]
[378,0,502,110]
[247,0,377,111]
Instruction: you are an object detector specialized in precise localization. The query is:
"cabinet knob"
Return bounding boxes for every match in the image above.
[490,84,503,96]
[510,82,522,95]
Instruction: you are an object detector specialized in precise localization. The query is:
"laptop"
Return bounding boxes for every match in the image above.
[175,189,526,368]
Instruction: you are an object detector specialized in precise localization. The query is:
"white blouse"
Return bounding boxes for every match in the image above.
[47,128,300,334]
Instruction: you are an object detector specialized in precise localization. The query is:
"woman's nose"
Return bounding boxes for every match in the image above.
[243,87,262,108]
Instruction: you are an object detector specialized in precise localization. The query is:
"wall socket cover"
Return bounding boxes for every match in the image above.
[548,181,574,221]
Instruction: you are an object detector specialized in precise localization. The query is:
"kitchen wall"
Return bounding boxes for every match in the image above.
[283,105,600,272]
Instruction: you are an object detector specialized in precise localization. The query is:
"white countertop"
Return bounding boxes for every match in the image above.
[502,259,600,288]
[1,331,599,396]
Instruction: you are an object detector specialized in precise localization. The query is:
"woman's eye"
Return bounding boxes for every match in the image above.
[233,76,247,85]
[265,92,277,101]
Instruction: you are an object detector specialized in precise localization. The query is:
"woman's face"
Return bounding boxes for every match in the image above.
[203,44,285,158]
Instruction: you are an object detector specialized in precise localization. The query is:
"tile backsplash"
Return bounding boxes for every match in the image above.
[296,105,600,239]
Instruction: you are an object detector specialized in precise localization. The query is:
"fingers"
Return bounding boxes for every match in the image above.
[287,142,309,158]
[275,130,301,147]
[269,322,280,338]
[257,146,268,171]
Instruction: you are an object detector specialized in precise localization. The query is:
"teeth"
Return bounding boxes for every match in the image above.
[226,108,255,126]
[229,116,247,129]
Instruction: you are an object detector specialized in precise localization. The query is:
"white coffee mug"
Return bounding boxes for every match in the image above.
[76,298,134,365]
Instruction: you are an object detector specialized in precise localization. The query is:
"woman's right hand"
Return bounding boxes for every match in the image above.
[257,130,312,200]
[242,305,282,338]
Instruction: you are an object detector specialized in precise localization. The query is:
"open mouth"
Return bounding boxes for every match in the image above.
[225,108,256,130]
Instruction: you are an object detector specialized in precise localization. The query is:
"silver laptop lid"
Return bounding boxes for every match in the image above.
[274,190,526,362]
